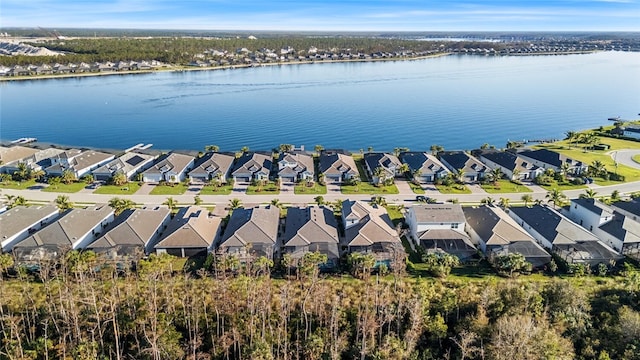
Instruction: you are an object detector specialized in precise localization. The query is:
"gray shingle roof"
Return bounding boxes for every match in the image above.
[510,205,599,245]
[410,204,466,224]
[400,152,448,175]
[342,201,401,247]
[0,205,59,251]
[89,207,170,250]
[144,152,194,176]
[319,151,357,177]
[232,152,272,177]
[155,206,221,249]
[464,206,535,245]
[439,151,487,174]
[93,151,155,177]
[283,206,338,246]
[611,199,640,218]
[219,206,280,248]
[189,152,235,178]
[572,198,614,217]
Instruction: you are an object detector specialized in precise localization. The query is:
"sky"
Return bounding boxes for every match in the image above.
[2,0,639,32]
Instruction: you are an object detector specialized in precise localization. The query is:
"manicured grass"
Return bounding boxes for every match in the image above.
[341,182,399,194]
[408,181,425,194]
[0,179,38,190]
[42,182,86,193]
[93,182,141,195]
[246,182,280,195]
[149,183,189,195]
[353,157,371,181]
[633,154,640,164]
[199,184,233,195]
[435,184,471,194]
[481,180,532,194]
[539,183,587,191]
[384,205,405,225]
[294,183,327,195]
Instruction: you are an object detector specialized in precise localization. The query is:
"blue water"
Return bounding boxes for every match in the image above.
[1,52,639,152]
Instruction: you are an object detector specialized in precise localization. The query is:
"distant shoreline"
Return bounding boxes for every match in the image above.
[0,50,601,82]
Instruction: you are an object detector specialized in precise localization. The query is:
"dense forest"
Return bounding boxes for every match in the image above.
[1,251,639,360]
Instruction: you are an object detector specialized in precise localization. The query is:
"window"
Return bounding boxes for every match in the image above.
[451,223,459,229]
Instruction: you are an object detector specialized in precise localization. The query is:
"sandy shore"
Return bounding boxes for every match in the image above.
[0,53,453,82]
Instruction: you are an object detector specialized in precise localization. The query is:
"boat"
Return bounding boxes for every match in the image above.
[608,116,621,121]
[10,137,37,144]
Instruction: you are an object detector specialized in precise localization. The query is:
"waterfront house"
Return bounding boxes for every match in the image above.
[516,149,587,175]
[399,152,450,183]
[92,151,156,182]
[87,207,171,261]
[318,150,358,184]
[2,147,66,174]
[363,152,402,184]
[218,206,280,261]
[141,152,195,183]
[463,205,551,268]
[12,205,115,264]
[154,206,222,257]
[282,206,339,268]
[341,200,405,268]
[231,152,272,183]
[0,205,59,252]
[474,149,543,181]
[406,204,477,261]
[0,146,39,172]
[278,152,314,184]
[509,205,621,266]
[438,151,488,182]
[45,150,115,179]
[188,152,235,184]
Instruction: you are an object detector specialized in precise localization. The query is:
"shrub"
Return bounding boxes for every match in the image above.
[572,177,585,185]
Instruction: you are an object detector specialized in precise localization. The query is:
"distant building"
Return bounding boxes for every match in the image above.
[142,152,195,183]
[400,152,449,183]
[92,151,156,182]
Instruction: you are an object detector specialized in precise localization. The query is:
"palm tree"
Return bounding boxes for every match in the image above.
[367,146,374,153]
[270,198,282,208]
[481,197,495,206]
[546,188,567,209]
[565,130,577,147]
[373,166,386,185]
[499,197,510,208]
[205,144,220,152]
[455,168,466,184]
[579,189,598,199]
[512,169,521,181]
[55,195,73,212]
[229,198,242,210]
[240,146,249,154]
[314,196,325,206]
[163,197,178,211]
[108,197,136,215]
[398,163,410,177]
[5,194,27,209]
[590,160,607,178]
[490,167,503,185]
[14,162,31,181]
[31,169,45,181]
[521,194,533,207]
[610,190,621,202]
[430,144,444,156]
[194,195,203,206]
[560,162,571,181]
[48,176,61,189]
[111,172,128,186]
[314,144,324,156]
[61,169,76,184]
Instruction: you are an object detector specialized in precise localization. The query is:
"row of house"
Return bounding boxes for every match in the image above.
[1,200,404,269]
[0,61,162,77]
[406,199,638,268]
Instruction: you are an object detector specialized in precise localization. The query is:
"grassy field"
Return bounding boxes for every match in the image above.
[0,179,38,190]
[539,182,587,191]
[534,137,640,183]
[294,182,327,195]
[246,182,280,195]
[42,182,86,193]
[341,182,399,194]
[408,182,425,194]
[435,184,472,194]
[481,180,533,194]
[384,205,405,225]
[199,184,233,195]
[634,154,640,164]
[93,182,141,195]
[149,183,189,195]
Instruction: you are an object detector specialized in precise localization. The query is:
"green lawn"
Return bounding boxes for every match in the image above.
[384,205,405,225]
[481,180,533,194]
[0,179,38,190]
[199,184,233,195]
[633,154,640,164]
[534,138,640,183]
[42,182,86,193]
[341,182,399,194]
[294,183,327,195]
[408,181,425,194]
[435,184,471,194]
[246,182,280,195]
[539,182,587,191]
[149,183,189,195]
[93,182,141,195]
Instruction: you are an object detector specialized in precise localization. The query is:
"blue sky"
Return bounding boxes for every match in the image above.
[2,0,639,31]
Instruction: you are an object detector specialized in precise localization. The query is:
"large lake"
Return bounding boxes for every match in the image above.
[1,51,639,152]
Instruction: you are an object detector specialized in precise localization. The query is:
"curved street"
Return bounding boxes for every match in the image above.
[610,149,640,170]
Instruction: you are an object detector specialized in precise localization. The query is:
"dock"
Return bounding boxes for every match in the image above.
[10,137,37,144]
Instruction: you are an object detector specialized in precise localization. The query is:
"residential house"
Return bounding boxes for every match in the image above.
[400,152,450,183]
[0,205,59,252]
[141,152,195,183]
[87,207,171,261]
[0,146,39,172]
[188,152,235,184]
[438,151,488,182]
[318,150,358,184]
[463,206,551,268]
[92,151,156,182]
[474,149,543,180]
[517,149,587,175]
[12,205,115,263]
[218,206,280,260]
[282,206,339,268]
[341,200,405,268]
[231,152,273,183]
[45,150,115,179]
[406,204,477,261]
[509,205,621,266]
[363,152,402,184]
[154,206,222,257]
[278,152,314,183]
[610,199,640,223]
[2,148,66,173]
